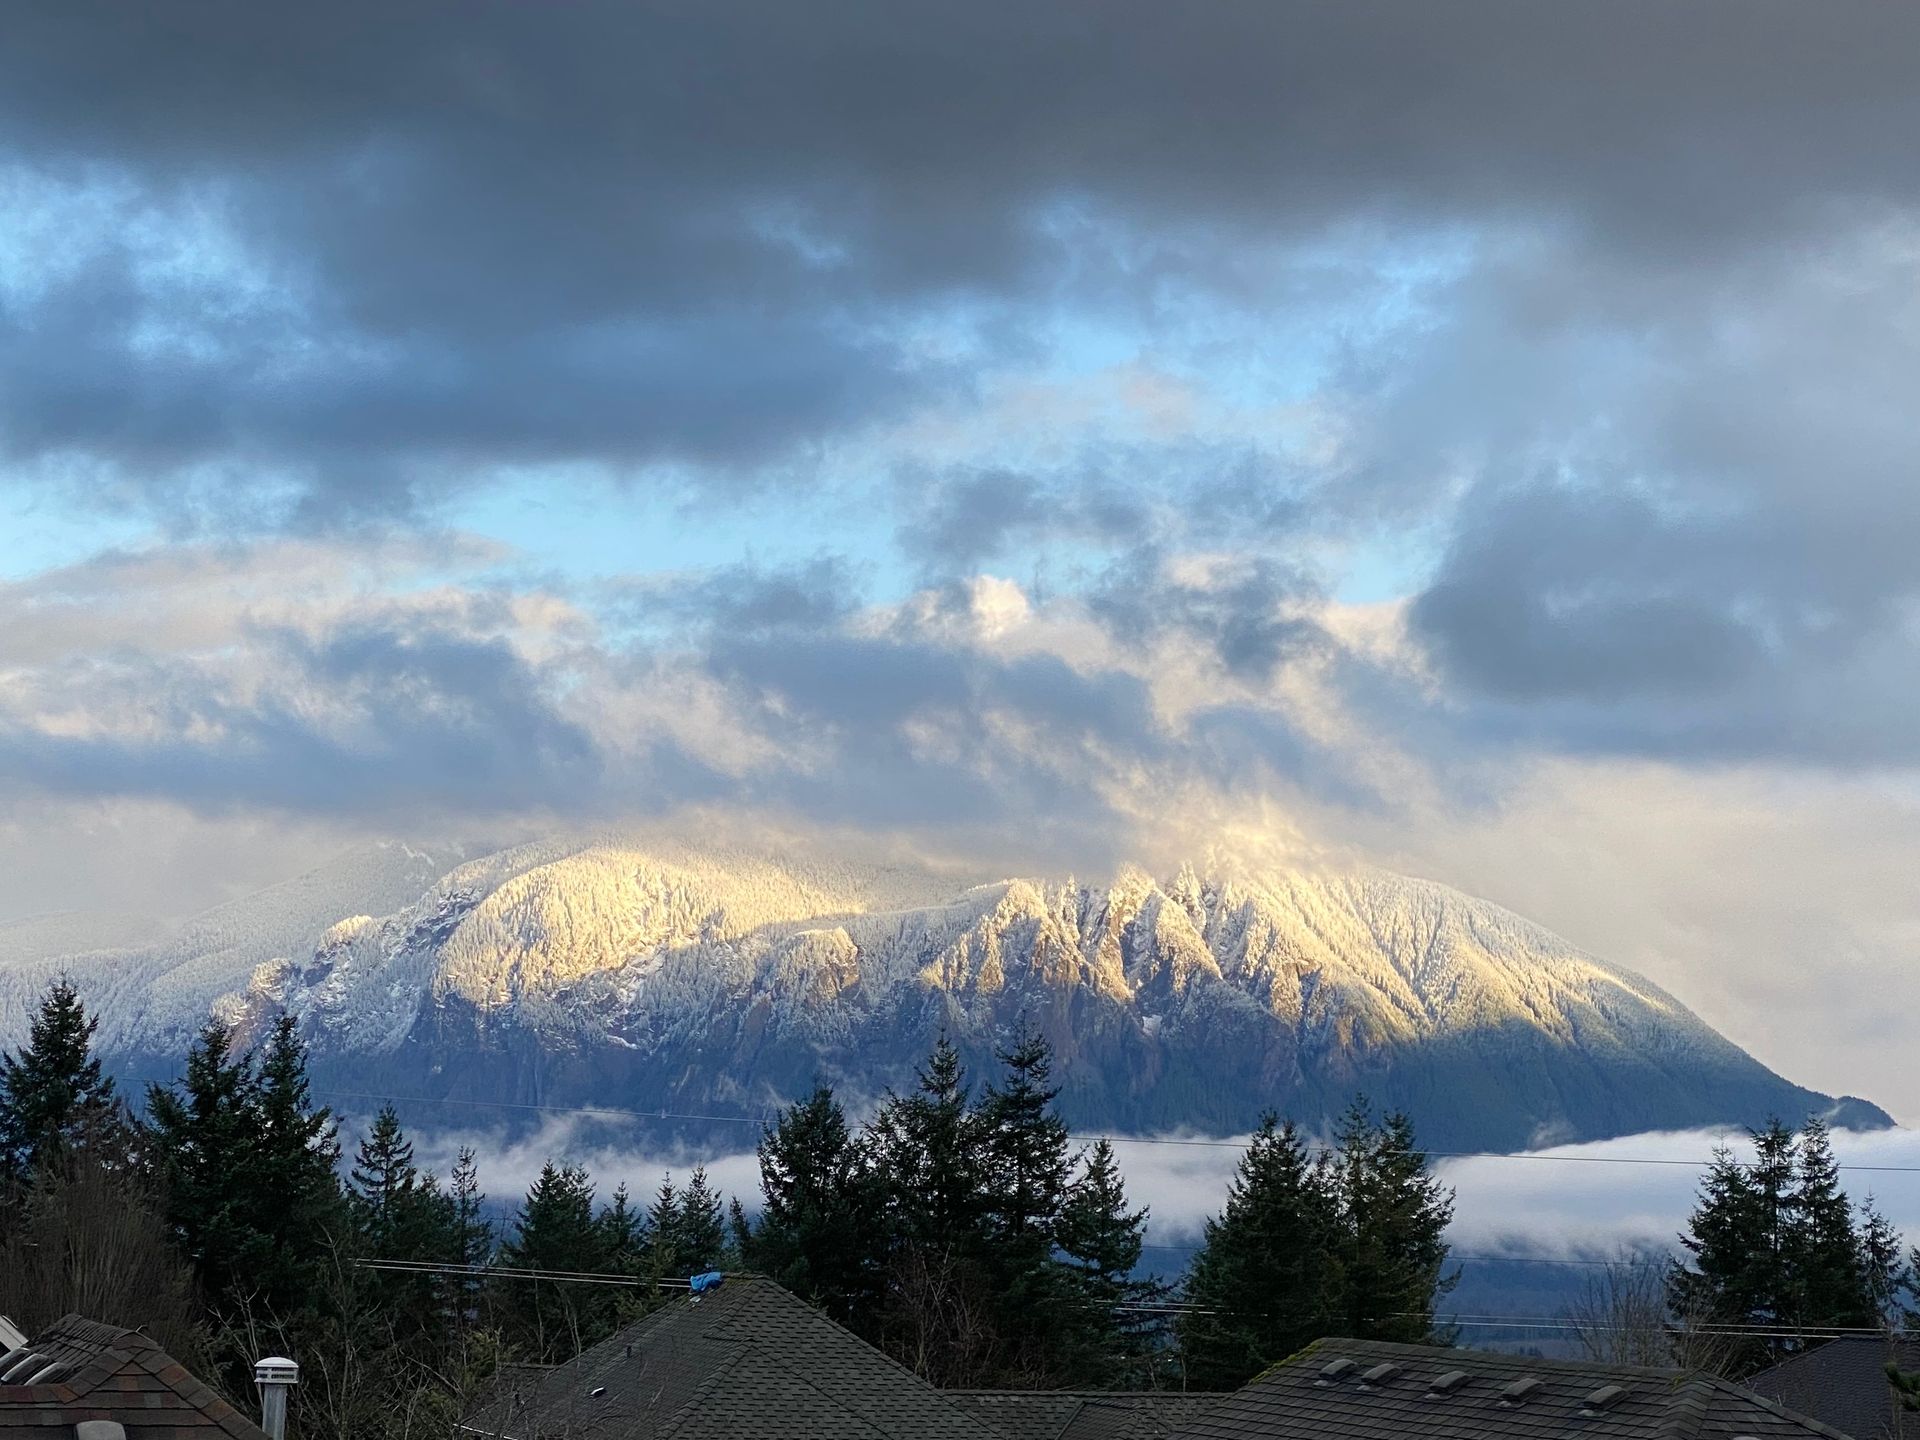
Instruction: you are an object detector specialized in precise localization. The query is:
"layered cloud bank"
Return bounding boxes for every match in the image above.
[404,1121,1920,1269]
[3,6,1919,1114]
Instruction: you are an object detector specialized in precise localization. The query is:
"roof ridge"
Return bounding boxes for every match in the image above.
[1298,1336,1689,1379]
[946,1389,1220,1399]
[704,1275,992,1417]
[1692,1370,1862,1440]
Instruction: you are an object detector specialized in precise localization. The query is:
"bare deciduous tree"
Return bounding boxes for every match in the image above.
[879,1244,1000,1388]
[0,1147,203,1367]
[1565,1254,1740,1376]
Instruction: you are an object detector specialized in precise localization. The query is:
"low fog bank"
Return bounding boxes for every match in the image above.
[395,1118,1920,1267]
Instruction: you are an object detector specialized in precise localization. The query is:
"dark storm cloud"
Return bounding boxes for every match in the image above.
[4,1,1919,523]
[6,0,1920,792]
[1395,235,1920,767]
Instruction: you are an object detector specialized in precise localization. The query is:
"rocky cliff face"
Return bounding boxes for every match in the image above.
[3,838,1888,1151]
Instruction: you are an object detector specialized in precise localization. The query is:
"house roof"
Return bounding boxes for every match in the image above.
[0,1314,268,1440]
[1747,1336,1920,1440]
[949,1390,1221,1440]
[1166,1338,1856,1440]
[458,1276,1005,1440]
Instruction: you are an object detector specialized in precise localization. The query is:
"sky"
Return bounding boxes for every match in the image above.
[3,4,1920,1113]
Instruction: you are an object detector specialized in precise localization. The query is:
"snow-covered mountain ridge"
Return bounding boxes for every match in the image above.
[0,839,1889,1151]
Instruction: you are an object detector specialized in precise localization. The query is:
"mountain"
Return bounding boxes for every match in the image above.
[0,838,1890,1152]
[0,841,465,1060]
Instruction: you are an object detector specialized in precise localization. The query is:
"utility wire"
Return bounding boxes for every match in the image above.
[319,1087,1920,1175]
[350,1259,1896,1342]
[356,1258,692,1289]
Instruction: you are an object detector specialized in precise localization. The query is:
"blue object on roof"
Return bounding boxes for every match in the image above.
[689,1271,725,1295]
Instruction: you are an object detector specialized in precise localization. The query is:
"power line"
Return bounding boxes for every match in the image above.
[351,1259,1894,1343]
[320,1087,1920,1175]
[1137,1243,1677,1269]
[356,1259,692,1290]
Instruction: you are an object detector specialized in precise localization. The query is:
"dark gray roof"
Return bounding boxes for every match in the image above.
[1748,1336,1920,1440]
[0,1314,268,1440]
[949,1390,1221,1440]
[458,1277,1002,1440]
[1167,1338,1856,1440]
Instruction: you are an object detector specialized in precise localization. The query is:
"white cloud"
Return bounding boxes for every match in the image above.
[393,1121,1920,1273]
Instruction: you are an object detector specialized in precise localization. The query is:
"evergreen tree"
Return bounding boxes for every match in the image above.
[500,1161,606,1360]
[597,1182,644,1275]
[677,1165,727,1273]
[448,1145,493,1329]
[1785,1118,1871,1334]
[145,1020,263,1303]
[1856,1197,1910,1329]
[646,1173,682,1270]
[349,1105,419,1247]
[1670,1117,1881,1374]
[0,979,119,1187]
[727,1196,752,1267]
[752,1086,883,1328]
[866,1036,996,1385]
[976,1032,1079,1384]
[348,1105,454,1354]
[1057,1138,1165,1387]
[1670,1138,1775,1373]
[1327,1100,1456,1342]
[870,1035,987,1253]
[246,1016,347,1317]
[1179,1116,1340,1389]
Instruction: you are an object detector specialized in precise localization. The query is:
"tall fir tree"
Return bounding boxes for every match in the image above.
[144,1019,263,1304]
[500,1160,607,1360]
[348,1105,455,1354]
[246,1016,347,1317]
[1856,1197,1911,1328]
[751,1086,883,1328]
[597,1182,645,1275]
[1178,1116,1341,1389]
[870,1035,988,1254]
[646,1173,682,1271]
[976,1032,1079,1385]
[349,1105,419,1247]
[1057,1138,1165,1387]
[1669,1136,1777,1373]
[1785,1118,1871,1334]
[448,1145,494,1330]
[727,1196,751,1267]
[0,979,119,1188]
[866,1036,997,1385]
[1327,1100,1456,1343]
[676,1165,727,1273]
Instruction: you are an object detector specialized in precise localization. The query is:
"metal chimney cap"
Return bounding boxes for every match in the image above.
[255,1357,299,1385]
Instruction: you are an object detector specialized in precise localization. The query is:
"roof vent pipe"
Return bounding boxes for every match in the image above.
[254,1356,299,1440]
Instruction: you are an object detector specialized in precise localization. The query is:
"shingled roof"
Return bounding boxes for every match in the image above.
[1167,1338,1855,1440]
[949,1390,1220,1440]
[457,1276,1004,1440]
[1747,1335,1920,1440]
[0,1314,267,1440]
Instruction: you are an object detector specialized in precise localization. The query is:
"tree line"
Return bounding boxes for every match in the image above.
[1,979,1456,1438]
